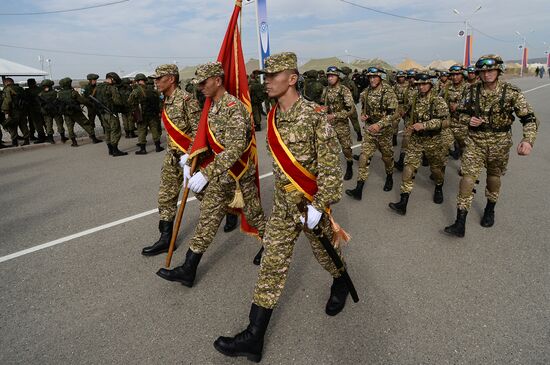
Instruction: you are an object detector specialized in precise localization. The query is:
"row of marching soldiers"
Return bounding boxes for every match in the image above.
[315,54,538,238]
[0,72,165,156]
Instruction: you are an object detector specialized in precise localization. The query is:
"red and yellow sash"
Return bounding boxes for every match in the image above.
[267,103,318,202]
[162,109,193,153]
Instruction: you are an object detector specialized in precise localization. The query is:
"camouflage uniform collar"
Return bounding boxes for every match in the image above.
[480,80,502,95]
[164,87,182,106]
[211,91,231,114]
[276,96,304,120]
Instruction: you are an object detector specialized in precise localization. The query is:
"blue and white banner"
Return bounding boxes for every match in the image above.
[255,0,270,70]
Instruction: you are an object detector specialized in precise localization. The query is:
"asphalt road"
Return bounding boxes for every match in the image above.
[1,77,549,365]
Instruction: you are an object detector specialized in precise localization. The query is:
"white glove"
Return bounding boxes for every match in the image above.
[300,204,322,229]
[178,154,189,168]
[183,165,191,186]
[188,171,208,193]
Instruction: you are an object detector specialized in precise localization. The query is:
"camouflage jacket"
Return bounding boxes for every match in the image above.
[321,83,355,121]
[197,91,255,184]
[249,79,266,105]
[128,84,161,118]
[38,89,61,117]
[459,80,538,145]
[435,80,450,95]
[24,86,41,112]
[303,78,324,104]
[441,82,467,120]
[359,83,399,129]
[164,87,200,153]
[95,83,123,113]
[57,88,90,115]
[341,76,359,103]
[393,82,408,107]
[1,84,25,114]
[82,83,97,98]
[268,96,343,212]
[409,90,449,135]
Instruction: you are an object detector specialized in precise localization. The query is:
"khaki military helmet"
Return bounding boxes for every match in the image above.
[341,66,352,76]
[475,54,505,73]
[40,79,55,88]
[121,77,131,85]
[448,64,464,74]
[105,72,122,84]
[59,77,73,88]
[365,66,386,77]
[134,73,147,82]
[414,71,436,84]
[303,70,318,79]
[326,66,341,77]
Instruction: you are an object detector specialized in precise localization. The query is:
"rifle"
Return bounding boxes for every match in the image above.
[89,95,118,117]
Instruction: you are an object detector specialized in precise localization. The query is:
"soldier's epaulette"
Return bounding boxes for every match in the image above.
[227,101,237,108]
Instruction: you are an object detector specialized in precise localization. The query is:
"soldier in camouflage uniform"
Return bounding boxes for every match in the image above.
[318,69,328,87]
[119,77,137,139]
[321,66,356,180]
[156,62,266,286]
[466,66,478,86]
[445,55,538,237]
[57,77,103,147]
[24,79,47,144]
[2,78,30,146]
[435,71,450,95]
[141,64,201,256]
[393,70,408,147]
[95,72,127,156]
[346,67,398,200]
[82,74,101,129]
[341,66,362,141]
[441,64,469,160]
[249,71,266,131]
[394,69,419,171]
[389,72,450,215]
[215,52,351,363]
[302,70,324,104]
[38,79,66,144]
[128,73,163,155]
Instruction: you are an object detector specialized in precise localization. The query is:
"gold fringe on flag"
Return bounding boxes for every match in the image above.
[228,180,245,209]
[329,215,351,249]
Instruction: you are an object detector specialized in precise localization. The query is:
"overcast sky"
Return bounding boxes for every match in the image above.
[0,0,548,79]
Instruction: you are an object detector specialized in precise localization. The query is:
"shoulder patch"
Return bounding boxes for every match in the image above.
[314,106,326,113]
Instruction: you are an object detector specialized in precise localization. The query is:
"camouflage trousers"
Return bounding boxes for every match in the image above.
[400,133,447,194]
[189,172,265,254]
[158,151,184,222]
[399,117,412,152]
[358,127,394,181]
[26,109,45,137]
[44,115,65,135]
[448,119,469,149]
[252,103,262,127]
[63,112,94,138]
[457,132,513,210]
[86,106,101,129]
[3,112,29,140]
[137,116,161,144]
[253,188,343,309]
[121,112,135,132]
[331,118,353,161]
[349,107,361,135]
[101,113,122,144]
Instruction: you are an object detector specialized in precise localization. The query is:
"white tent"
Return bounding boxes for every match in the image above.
[0,58,48,77]
[122,70,154,79]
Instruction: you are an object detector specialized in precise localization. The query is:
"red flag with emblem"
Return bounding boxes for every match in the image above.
[189,1,260,236]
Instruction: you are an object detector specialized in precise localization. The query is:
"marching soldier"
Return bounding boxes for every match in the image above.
[57,77,103,147]
[394,69,418,171]
[435,71,450,94]
[128,73,163,154]
[82,74,101,129]
[341,66,362,141]
[321,66,356,180]
[95,72,127,156]
[156,62,266,285]
[214,52,353,363]
[393,70,408,146]
[389,72,450,215]
[141,64,201,256]
[302,70,324,104]
[444,55,538,237]
[2,77,30,146]
[24,79,47,144]
[119,77,137,138]
[38,79,66,144]
[346,67,398,200]
[249,71,265,131]
[442,64,469,160]
[466,66,478,86]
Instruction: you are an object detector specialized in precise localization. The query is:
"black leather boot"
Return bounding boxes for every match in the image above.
[156,248,203,287]
[395,152,405,171]
[383,174,393,191]
[90,134,103,144]
[47,134,55,144]
[60,132,68,143]
[444,209,468,237]
[142,220,173,256]
[356,130,362,141]
[433,184,444,204]
[352,154,360,161]
[343,160,353,181]
[33,133,46,144]
[135,144,147,155]
[22,138,30,146]
[480,201,496,228]
[130,130,138,138]
[345,180,364,200]
[111,144,128,156]
[253,246,264,265]
[107,143,114,155]
[154,141,164,152]
[389,193,409,215]
[224,213,238,233]
[11,138,19,147]
[326,276,350,316]
[70,137,78,147]
[214,303,273,363]
[124,130,131,139]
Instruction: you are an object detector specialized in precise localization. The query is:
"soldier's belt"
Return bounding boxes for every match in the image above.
[469,125,511,133]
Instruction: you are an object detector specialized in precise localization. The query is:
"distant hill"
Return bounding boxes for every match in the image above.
[507,57,547,64]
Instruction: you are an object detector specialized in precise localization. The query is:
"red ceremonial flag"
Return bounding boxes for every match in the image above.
[189,1,260,236]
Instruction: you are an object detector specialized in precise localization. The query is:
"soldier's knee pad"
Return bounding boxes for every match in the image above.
[403,165,414,181]
[459,176,476,195]
[486,175,501,193]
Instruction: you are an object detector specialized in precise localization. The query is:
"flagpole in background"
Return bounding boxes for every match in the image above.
[453,6,481,67]
[253,0,270,79]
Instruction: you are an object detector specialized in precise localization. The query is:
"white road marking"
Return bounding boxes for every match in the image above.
[3,80,547,264]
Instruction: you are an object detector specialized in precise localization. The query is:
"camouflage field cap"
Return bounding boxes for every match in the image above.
[192,62,224,84]
[150,64,179,79]
[134,73,147,81]
[259,52,298,74]
[87,73,99,80]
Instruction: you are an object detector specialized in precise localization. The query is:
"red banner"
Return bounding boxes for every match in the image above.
[161,109,193,153]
